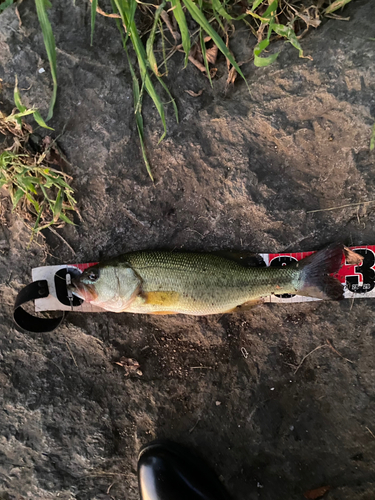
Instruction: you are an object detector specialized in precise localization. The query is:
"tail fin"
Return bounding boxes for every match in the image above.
[295,244,363,300]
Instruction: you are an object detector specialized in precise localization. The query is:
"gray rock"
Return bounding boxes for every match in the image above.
[0,0,375,499]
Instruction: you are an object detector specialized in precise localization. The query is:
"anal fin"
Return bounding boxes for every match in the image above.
[298,275,344,300]
[225,298,263,314]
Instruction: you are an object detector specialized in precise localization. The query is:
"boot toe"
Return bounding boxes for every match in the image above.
[138,440,230,500]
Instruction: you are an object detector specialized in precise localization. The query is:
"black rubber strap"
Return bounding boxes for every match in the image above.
[13,280,65,333]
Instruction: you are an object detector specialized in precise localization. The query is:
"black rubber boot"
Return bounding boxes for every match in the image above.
[138,440,231,500]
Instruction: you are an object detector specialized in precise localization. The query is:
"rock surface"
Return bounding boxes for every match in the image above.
[0,0,375,498]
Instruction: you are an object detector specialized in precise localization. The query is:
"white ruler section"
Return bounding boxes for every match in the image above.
[32,265,104,312]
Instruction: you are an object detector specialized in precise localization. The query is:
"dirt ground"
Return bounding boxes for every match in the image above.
[1,0,375,499]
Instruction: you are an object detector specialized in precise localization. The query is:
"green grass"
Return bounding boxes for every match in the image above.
[34,0,57,122]
[0,0,58,122]
[0,150,76,235]
[11,76,53,130]
[0,99,77,237]
[370,122,375,151]
[1,0,356,178]
[89,0,356,178]
[0,0,13,13]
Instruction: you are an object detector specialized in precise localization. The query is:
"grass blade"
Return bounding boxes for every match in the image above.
[211,5,226,33]
[12,77,54,129]
[156,76,179,123]
[272,22,304,58]
[33,110,54,130]
[247,0,278,22]
[250,0,264,11]
[263,0,278,18]
[53,188,63,222]
[32,202,44,236]
[146,0,166,77]
[212,0,233,22]
[12,188,24,208]
[112,0,178,174]
[253,38,279,67]
[125,41,154,180]
[183,0,248,88]
[91,0,98,45]
[197,0,212,86]
[59,212,75,225]
[110,0,154,177]
[200,30,212,87]
[370,123,375,151]
[114,0,167,140]
[13,76,26,112]
[170,0,190,67]
[25,192,40,212]
[159,19,168,75]
[34,0,57,121]
[22,177,39,195]
[134,34,167,140]
[325,0,352,14]
[5,108,37,120]
[110,0,127,43]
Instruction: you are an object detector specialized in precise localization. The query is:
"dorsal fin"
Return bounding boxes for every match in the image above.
[214,251,266,268]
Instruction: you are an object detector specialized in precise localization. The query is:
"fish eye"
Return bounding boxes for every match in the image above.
[87,270,99,282]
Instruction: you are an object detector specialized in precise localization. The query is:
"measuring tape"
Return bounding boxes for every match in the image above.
[13,246,375,332]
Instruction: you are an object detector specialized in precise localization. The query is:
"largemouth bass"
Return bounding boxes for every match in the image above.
[69,245,362,315]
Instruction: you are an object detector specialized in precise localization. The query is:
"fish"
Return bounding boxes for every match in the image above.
[68,244,363,315]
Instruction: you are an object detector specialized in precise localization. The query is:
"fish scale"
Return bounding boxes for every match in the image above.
[126,252,301,315]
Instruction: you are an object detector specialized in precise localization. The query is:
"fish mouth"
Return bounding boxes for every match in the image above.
[68,284,86,301]
[68,277,98,302]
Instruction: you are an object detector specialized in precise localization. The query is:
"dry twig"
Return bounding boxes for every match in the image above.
[325,339,353,364]
[66,341,78,367]
[294,344,328,374]
[307,200,375,214]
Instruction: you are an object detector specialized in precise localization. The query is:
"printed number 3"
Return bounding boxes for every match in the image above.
[346,248,375,294]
